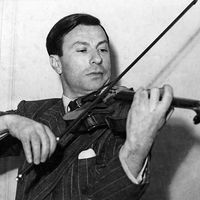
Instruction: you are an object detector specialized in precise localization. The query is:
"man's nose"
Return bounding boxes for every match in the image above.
[90,50,102,65]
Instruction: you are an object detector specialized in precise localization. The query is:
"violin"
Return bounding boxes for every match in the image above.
[61,86,200,137]
[16,0,199,180]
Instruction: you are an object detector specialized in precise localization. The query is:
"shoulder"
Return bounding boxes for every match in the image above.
[18,98,61,106]
[16,98,61,118]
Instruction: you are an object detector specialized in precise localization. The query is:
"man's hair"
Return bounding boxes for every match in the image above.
[46,13,109,56]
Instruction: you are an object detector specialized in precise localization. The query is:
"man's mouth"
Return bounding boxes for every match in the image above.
[87,72,103,76]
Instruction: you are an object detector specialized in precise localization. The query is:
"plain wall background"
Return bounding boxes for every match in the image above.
[0,0,200,199]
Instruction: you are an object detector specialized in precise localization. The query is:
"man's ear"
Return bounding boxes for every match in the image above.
[49,55,62,75]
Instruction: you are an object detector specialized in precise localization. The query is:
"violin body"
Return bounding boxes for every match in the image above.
[63,88,132,137]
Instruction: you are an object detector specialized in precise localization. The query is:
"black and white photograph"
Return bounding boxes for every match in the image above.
[0,0,200,199]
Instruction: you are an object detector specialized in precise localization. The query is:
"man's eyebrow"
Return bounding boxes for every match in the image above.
[71,40,109,47]
[72,41,89,47]
[97,40,109,47]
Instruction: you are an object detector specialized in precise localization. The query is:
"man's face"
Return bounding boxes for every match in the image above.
[58,25,111,99]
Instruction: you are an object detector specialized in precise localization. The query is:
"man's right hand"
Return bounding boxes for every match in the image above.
[0,114,57,165]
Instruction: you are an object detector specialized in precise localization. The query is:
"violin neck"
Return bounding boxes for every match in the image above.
[114,90,200,111]
[172,97,200,110]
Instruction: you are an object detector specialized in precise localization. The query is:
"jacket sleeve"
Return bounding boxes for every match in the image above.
[0,99,60,157]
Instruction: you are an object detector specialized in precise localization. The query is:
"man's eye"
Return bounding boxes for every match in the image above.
[99,48,108,52]
[77,49,87,52]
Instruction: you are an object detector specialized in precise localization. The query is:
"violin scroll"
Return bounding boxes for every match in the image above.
[193,110,200,124]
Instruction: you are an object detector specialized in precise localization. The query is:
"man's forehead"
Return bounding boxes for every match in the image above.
[63,25,108,44]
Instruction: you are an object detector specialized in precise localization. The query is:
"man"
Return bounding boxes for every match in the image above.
[0,13,173,200]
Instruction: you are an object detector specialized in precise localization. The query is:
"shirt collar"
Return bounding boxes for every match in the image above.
[62,94,73,113]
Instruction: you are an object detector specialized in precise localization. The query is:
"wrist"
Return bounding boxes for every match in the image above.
[0,115,13,136]
[119,144,146,178]
[0,114,16,131]
[120,142,145,161]
[122,140,148,158]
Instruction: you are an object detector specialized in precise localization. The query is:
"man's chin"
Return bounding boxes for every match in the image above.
[84,83,105,94]
[81,78,109,94]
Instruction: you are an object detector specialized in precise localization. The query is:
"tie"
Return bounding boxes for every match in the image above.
[67,90,99,112]
[68,99,80,111]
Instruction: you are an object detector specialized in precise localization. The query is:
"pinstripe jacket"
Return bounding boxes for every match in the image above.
[0,98,149,200]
